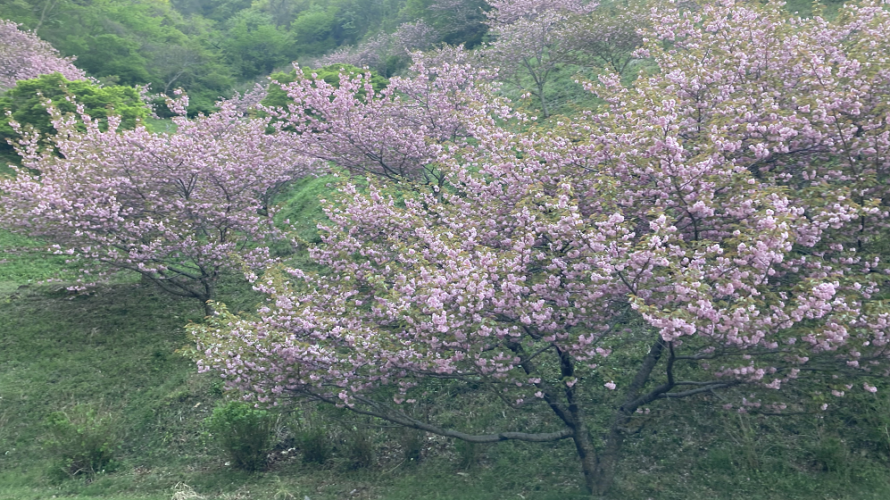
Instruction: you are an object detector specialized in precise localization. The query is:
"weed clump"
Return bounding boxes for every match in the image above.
[206,401,275,471]
[401,429,424,464]
[454,439,480,469]
[44,405,120,479]
[344,426,375,469]
[812,436,849,473]
[299,425,332,464]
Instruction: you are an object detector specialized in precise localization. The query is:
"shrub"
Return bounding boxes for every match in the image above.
[206,401,275,472]
[344,427,375,469]
[0,73,148,161]
[401,429,424,464]
[299,425,332,465]
[44,405,119,479]
[454,440,480,469]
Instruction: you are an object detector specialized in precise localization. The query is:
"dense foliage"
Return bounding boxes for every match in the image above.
[0,73,148,161]
[0,0,495,113]
[0,0,233,113]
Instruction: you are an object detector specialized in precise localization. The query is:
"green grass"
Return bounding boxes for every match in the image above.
[2,240,889,500]
[0,179,595,499]
[142,118,178,135]
[274,174,339,245]
[784,0,848,18]
[0,231,83,291]
[0,235,586,497]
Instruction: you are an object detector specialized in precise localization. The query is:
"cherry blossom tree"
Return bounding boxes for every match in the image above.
[392,20,441,57]
[0,19,86,92]
[572,1,648,75]
[480,0,598,117]
[191,1,890,495]
[0,94,318,315]
[481,0,648,117]
[311,34,394,74]
[312,20,440,75]
[266,52,503,184]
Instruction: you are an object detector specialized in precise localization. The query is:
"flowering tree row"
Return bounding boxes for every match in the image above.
[191,1,890,495]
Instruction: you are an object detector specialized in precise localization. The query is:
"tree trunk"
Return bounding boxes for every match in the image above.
[538,81,550,118]
[591,427,625,496]
[564,415,625,498]
[572,338,669,496]
[569,418,603,496]
[201,276,217,317]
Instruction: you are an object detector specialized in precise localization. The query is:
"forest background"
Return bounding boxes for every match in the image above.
[0,0,487,113]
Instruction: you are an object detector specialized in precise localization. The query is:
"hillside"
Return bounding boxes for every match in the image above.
[3,0,890,498]
[1,178,890,499]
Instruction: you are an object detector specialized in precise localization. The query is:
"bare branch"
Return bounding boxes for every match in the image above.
[309,391,573,443]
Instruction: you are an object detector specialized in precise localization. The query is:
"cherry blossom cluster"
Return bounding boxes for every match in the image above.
[228,82,269,117]
[0,19,86,92]
[583,0,890,393]
[266,51,506,183]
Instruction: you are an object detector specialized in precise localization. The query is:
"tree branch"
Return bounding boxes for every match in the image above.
[309,391,573,443]
[658,382,739,399]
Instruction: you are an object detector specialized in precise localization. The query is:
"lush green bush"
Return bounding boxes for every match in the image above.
[299,425,332,464]
[206,401,275,472]
[0,73,148,161]
[1,0,236,115]
[401,429,424,464]
[344,427,375,469]
[43,405,120,479]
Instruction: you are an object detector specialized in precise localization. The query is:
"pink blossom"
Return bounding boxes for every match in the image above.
[0,97,318,313]
[188,1,890,493]
[0,20,86,91]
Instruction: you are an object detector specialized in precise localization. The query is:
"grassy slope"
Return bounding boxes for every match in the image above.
[0,202,592,499]
[2,177,890,500]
